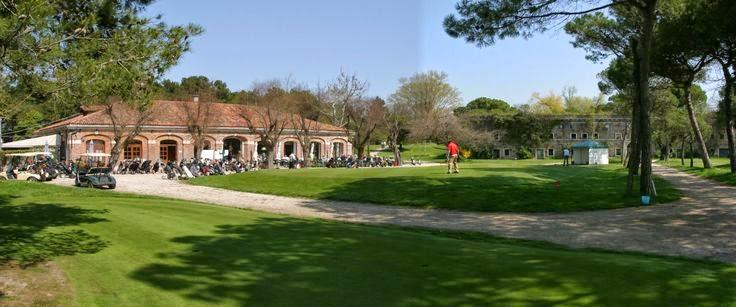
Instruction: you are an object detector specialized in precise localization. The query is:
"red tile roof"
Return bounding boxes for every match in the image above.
[35,100,348,135]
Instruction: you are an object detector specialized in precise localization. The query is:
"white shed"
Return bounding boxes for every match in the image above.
[572,140,609,165]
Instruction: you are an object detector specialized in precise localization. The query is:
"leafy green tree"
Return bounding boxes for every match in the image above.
[562,4,646,192]
[652,0,713,168]
[13,107,44,139]
[445,0,660,195]
[389,71,461,142]
[454,97,514,115]
[561,86,607,114]
[63,4,201,166]
[502,112,559,159]
[156,76,233,102]
[524,91,565,114]
[701,0,736,173]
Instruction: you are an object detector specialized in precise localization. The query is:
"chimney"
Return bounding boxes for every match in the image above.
[192,95,199,102]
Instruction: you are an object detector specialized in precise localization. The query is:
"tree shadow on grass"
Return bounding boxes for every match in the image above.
[313,165,670,212]
[0,194,109,267]
[130,217,736,306]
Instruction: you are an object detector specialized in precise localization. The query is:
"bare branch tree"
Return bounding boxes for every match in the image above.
[348,97,386,158]
[290,88,321,167]
[102,95,154,167]
[322,70,367,128]
[239,80,291,169]
[179,96,214,159]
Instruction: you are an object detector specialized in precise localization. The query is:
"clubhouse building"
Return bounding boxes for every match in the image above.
[32,100,352,163]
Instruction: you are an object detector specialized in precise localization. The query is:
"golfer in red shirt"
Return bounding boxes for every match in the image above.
[447,140,460,174]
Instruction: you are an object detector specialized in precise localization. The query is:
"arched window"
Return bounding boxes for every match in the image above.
[284,141,296,157]
[309,141,321,159]
[332,142,344,157]
[86,140,105,153]
[124,140,142,160]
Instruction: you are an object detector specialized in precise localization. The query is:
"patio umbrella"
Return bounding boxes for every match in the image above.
[276,142,282,159]
[252,147,258,162]
[309,142,315,160]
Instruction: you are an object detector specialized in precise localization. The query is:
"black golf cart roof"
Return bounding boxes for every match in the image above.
[87,167,112,174]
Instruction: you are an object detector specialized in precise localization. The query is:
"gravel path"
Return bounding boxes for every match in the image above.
[51,164,736,263]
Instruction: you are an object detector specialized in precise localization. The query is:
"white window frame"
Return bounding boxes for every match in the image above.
[548,148,555,157]
[582,133,589,140]
[615,133,623,140]
[503,148,511,157]
[571,133,577,140]
[615,148,623,156]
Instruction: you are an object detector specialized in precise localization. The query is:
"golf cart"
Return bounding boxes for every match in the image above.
[75,153,116,189]
[0,152,53,182]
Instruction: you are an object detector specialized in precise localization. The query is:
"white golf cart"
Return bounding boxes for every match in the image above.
[1,151,53,182]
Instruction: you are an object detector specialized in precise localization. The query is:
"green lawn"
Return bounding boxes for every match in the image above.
[1,182,734,306]
[662,157,736,186]
[191,160,680,212]
[374,143,448,162]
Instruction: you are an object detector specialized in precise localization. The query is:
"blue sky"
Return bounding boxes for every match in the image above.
[147,0,608,105]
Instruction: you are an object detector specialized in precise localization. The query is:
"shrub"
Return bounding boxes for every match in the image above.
[516,147,533,160]
[460,149,472,159]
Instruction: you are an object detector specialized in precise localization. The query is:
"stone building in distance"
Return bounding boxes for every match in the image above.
[488,115,631,159]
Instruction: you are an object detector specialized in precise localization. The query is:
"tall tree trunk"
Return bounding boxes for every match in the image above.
[680,138,685,166]
[265,147,275,169]
[621,123,630,166]
[390,135,402,166]
[299,140,311,168]
[194,138,203,160]
[636,1,657,196]
[721,62,736,173]
[109,138,124,168]
[110,135,136,168]
[626,40,641,194]
[682,85,712,168]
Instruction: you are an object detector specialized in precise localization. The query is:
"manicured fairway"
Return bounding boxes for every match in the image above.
[0,182,734,306]
[375,143,448,162]
[191,160,680,212]
[662,158,736,186]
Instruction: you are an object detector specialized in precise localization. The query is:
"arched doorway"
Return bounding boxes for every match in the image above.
[283,141,296,157]
[194,140,213,159]
[332,142,345,157]
[309,141,321,159]
[160,140,178,163]
[124,140,143,160]
[223,138,242,160]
